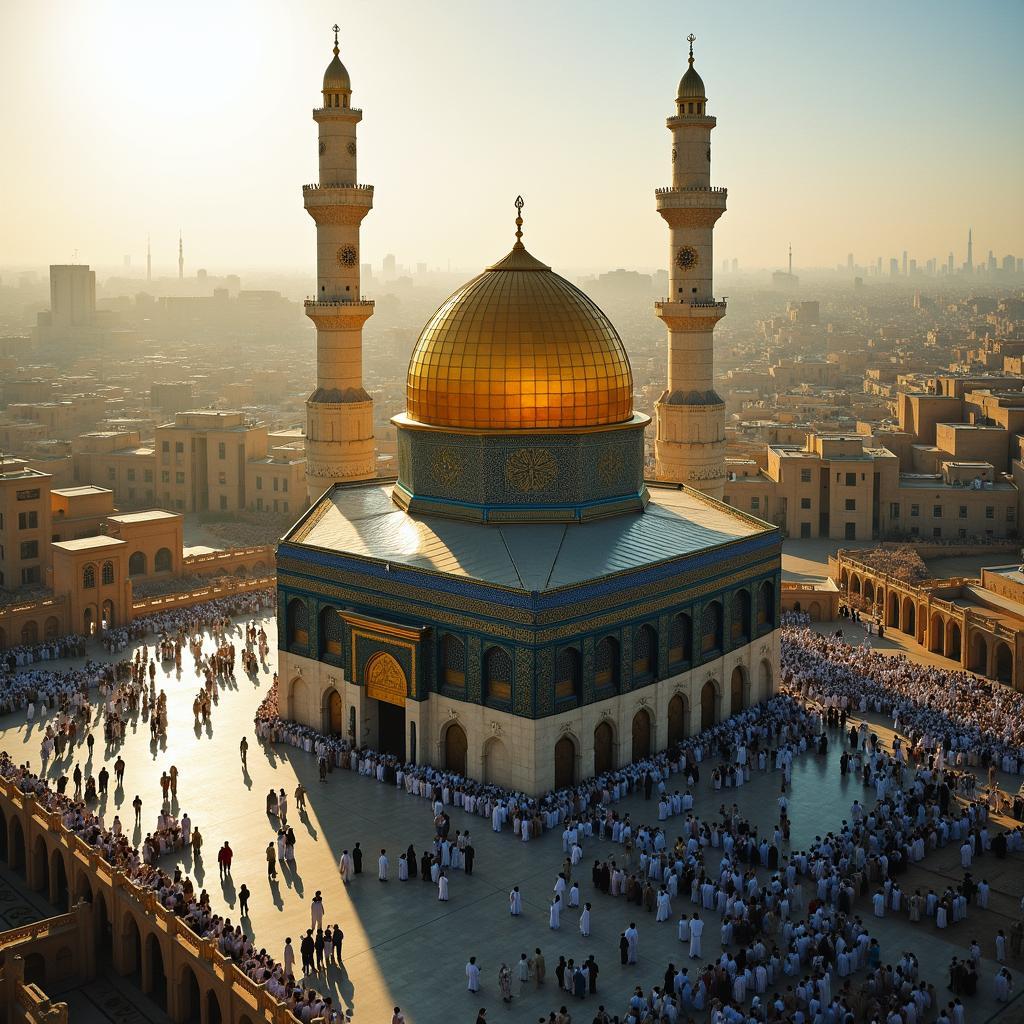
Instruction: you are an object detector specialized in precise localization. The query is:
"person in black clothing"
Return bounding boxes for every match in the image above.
[98,766,109,795]
[331,924,343,964]
[352,843,362,874]
[420,851,432,880]
[407,844,417,878]
[300,929,315,975]
[238,883,250,916]
[619,933,629,965]
[464,842,475,875]
[643,773,653,799]
[586,955,599,993]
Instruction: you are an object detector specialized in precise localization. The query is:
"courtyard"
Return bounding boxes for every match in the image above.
[0,611,1021,1022]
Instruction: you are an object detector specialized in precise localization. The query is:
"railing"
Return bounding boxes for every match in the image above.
[130,575,273,614]
[654,299,727,309]
[183,546,273,568]
[655,185,727,195]
[303,298,375,308]
[312,106,362,115]
[0,913,76,951]
[302,182,373,192]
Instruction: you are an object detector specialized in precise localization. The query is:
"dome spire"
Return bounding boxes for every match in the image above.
[332,22,340,57]
[514,195,525,248]
[687,32,696,66]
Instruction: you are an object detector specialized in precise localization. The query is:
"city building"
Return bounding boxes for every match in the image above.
[0,460,51,591]
[276,32,780,797]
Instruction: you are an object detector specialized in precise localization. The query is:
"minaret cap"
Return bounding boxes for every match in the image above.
[677,32,706,100]
[323,23,351,92]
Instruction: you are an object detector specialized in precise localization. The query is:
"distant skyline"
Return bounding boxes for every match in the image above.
[1,1,1022,276]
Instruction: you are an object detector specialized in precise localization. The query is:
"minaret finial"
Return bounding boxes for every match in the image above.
[514,195,525,246]
[687,33,696,66]
[332,23,340,56]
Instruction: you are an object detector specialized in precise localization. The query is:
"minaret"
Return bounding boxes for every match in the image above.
[146,236,151,282]
[654,34,727,499]
[178,231,184,280]
[303,25,375,502]
[788,244,793,276]
[966,227,973,273]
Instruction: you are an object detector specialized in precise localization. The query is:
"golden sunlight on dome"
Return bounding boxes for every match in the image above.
[406,198,633,431]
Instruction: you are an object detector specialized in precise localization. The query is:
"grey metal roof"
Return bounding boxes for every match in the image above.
[287,481,772,592]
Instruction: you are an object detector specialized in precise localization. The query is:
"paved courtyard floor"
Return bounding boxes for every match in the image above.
[1,613,1022,1023]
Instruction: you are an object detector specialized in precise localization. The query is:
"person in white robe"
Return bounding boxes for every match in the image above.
[656,889,672,922]
[378,849,389,881]
[549,896,561,929]
[398,854,409,881]
[579,902,592,937]
[625,923,639,964]
[994,968,1012,1002]
[466,958,481,992]
[338,850,353,884]
[438,872,449,901]
[689,914,704,959]
[509,886,522,916]
[568,882,580,908]
[678,914,690,943]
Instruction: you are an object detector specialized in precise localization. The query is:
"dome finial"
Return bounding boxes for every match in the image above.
[332,23,340,57]
[514,195,525,247]
[687,33,696,66]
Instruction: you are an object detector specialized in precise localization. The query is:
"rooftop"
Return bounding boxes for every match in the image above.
[51,485,112,497]
[283,481,777,594]
[108,510,181,524]
[53,535,125,552]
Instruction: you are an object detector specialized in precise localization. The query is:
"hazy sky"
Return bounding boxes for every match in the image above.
[2,0,1022,277]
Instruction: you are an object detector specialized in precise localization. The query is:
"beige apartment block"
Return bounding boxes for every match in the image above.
[50,485,116,543]
[73,431,157,509]
[155,410,267,513]
[0,460,52,590]
[246,451,307,516]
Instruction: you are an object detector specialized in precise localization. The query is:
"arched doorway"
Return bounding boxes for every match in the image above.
[287,677,309,720]
[929,613,945,655]
[32,836,49,896]
[123,913,142,977]
[729,666,747,715]
[995,642,1013,684]
[482,737,509,785]
[851,575,861,596]
[101,599,115,630]
[554,736,575,789]
[50,849,69,909]
[667,694,687,746]
[146,934,167,1010]
[94,892,112,965]
[409,721,417,764]
[947,621,962,660]
[970,632,988,674]
[863,580,875,605]
[83,605,97,635]
[758,659,773,702]
[902,597,915,637]
[631,709,652,761]
[180,964,201,1023]
[444,723,467,776]
[325,690,343,735]
[593,721,614,776]
[206,990,224,1024]
[808,602,822,621]
[365,652,407,759]
[9,816,25,871]
[700,680,718,731]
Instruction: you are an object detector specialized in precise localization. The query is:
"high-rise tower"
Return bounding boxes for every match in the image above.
[302,25,376,502]
[654,35,727,499]
[966,227,973,273]
[178,231,184,280]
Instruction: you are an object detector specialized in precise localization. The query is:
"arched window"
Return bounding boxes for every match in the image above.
[595,636,620,692]
[154,547,172,573]
[441,634,466,689]
[701,601,723,656]
[21,621,38,645]
[484,647,512,702]
[128,551,147,577]
[82,564,96,589]
[668,612,692,665]
[731,590,751,644]
[319,607,343,658]
[555,647,581,701]
[287,598,309,648]
[101,561,115,586]
[757,579,774,628]
[632,624,657,679]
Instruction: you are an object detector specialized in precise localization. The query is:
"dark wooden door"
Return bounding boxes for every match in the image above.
[554,737,575,789]
[444,723,467,775]
[667,694,686,746]
[593,722,614,776]
[631,710,651,761]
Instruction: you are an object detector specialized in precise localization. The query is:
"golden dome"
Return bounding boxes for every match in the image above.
[406,233,633,432]
[323,26,351,92]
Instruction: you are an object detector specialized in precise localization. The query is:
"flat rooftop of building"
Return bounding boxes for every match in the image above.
[897,474,1015,491]
[984,564,1024,585]
[107,510,180,524]
[52,535,125,552]
[283,480,777,593]
[51,485,112,497]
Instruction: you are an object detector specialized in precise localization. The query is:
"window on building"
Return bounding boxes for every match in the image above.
[273,478,279,492]
[175,442,184,454]
[256,477,263,490]
[144,470,152,482]
[483,647,512,702]
[800,522,811,538]
[985,506,994,519]
[176,472,185,484]
[20,541,39,560]
[959,528,967,538]
[161,470,170,483]
[21,567,40,585]
[845,472,856,486]
[16,489,39,501]
[910,504,920,517]
[175,500,184,510]
[101,561,114,585]
[933,527,942,538]
[128,488,135,500]
[218,472,226,485]
[933,505,942,518]
[108,468,116,481]
[219,495,228,511]
[218,442,226,459]
[282,501,289,513]
[750,497,760,511]
[127,469,136,481]
[890,503,900,518]
[800,469,812,483]
[441,635,466,687]
[959,505,968,519]
[256,497,263,511]
[82,564,96,588]
[1008,507,1016,522]
[555,647,582,700]
[161,441,170,454]
[18,511,38,530]
[282,479,288,493]
[800,497,811,510]
[845,499,856,511]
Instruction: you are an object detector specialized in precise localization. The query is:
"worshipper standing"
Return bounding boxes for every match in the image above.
[338,849,353,884]
[624,922,639,964]
[689,912,704,959]
[530,949,546,988]
[438,870,449,901]
[549,895,561,929]
[238,883,250,916]
[466,956,481,993]
[266,841,277,879]
[509,885,523,916]
[378,848,389,881]
[352,843,363,874]
[580,902,592,938]
[498,962,512,1003]
[515,953,531,995]
[311,891,325,929]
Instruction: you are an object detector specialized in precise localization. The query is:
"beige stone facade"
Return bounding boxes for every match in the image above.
[0,461,52,591]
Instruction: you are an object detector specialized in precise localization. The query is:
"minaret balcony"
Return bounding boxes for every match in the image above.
[304,298,375,324]
[666,114,716,130]
[654,299,727,325]
[655,187,727,213]
[303,184,374,213]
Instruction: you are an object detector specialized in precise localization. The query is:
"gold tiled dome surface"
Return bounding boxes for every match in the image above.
[406,244,634,431]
